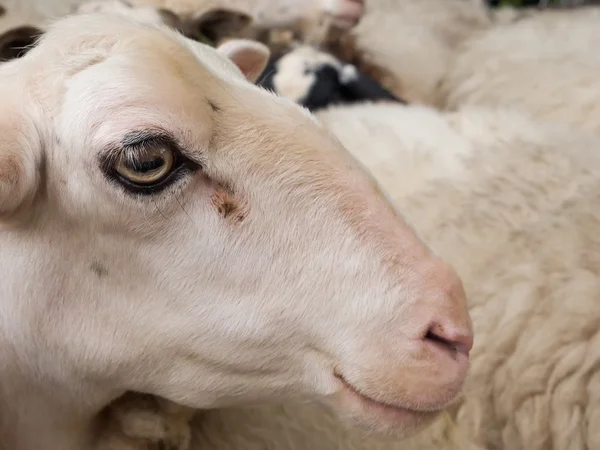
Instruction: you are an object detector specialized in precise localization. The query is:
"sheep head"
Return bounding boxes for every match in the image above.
[0,11,471,450]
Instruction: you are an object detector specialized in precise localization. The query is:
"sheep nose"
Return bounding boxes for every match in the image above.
[420,257,473,358]
[425,323,473,357]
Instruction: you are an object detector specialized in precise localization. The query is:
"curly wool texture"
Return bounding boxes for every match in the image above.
[179,103,600,450]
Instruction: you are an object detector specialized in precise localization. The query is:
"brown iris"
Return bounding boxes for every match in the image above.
[115,147,174,185]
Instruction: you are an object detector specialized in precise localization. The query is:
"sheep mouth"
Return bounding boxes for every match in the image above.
[334,374,442,422]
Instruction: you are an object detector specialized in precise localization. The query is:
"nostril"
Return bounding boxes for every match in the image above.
[425,323,473,357]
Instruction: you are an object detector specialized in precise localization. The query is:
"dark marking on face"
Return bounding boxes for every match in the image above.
[218,201,236,217]
[0,25,44,62]
[0,5,5,17]
[90,262,109,278]
[211,184,246,223]
[208,100,220,112]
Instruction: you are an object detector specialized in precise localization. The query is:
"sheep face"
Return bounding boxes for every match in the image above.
[257,45,405,111]
[0,13,471,440]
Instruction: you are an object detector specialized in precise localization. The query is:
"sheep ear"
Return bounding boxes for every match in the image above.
[0,26,44,62]
[0,93,40,219]
[217,39,270,83]
[181,8,252,45]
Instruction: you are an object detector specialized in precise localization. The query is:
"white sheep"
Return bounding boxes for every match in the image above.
[124,0,365,30]
[0,0,255,62]
[441,6,600,134]
[0,11,472,450]
[176,102,600,450]
[323,0,493,106]
[335,1,600,134]
[0,0,364,36]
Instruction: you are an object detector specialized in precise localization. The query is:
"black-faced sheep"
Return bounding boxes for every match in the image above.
[257,44,406,112]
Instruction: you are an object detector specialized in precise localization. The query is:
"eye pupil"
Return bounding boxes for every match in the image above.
[115,146,175,186]
[130,156,165,173]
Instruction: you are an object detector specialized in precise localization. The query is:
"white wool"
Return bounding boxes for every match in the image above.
[343,0,492,106]
[441,7,600,134]
[342,1,600,135]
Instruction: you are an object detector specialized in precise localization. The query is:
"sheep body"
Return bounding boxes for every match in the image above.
[441,7,600,133]
[336,0,492,105]
[344,2,600,134]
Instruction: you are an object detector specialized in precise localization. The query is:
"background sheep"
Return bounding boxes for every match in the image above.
[325,0,493,106]
[0,0,254,62]
[124,0,365,30]
[0,0,364,39]
[326,0,600,134]
[257,45,406,111]
[440,6,600,134]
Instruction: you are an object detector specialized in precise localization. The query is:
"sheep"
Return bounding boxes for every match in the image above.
[324,0,600,133]
[0,24,44,61]
[0,11,473,450]
[316,0,493,106]
[125,0,365,31]
[311,0,596,110]
[0,0,365,67]
[439,6,600,134]
[257,44,406,112]
[0,0,398,114]
[0,0,255,54]
[0,0,364,40]
[168,101,600,450]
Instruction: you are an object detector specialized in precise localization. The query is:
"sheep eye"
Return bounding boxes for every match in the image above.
[115,147,174,185]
